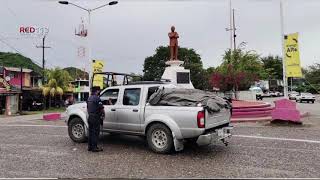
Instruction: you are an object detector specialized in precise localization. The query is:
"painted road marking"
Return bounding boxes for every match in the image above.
[234,135,320,144]
[0,124,67,128]
[1,125,320,144]
[0,178,58,180]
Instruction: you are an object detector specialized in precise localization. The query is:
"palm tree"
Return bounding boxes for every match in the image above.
[42,68,72,108]
[42,79,64,108]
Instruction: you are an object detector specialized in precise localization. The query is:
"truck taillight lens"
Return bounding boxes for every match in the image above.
[197,111,205,128]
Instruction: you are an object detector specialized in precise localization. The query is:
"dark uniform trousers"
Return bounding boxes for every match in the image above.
[87,92,104,150]
[88,114,101,150]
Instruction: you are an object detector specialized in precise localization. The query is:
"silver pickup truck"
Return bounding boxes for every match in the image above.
[66,83,232,153]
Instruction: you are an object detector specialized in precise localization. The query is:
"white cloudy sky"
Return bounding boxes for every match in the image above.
[0,0,320,74]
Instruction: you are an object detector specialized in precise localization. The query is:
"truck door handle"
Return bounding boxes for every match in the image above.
[132,109,139,112]
[111,109,116,112]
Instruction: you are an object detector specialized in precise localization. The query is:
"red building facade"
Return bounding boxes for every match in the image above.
[0,66,41,115]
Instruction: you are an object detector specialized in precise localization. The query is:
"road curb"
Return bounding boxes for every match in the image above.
[231,111,310,123]
[231,116,272,123]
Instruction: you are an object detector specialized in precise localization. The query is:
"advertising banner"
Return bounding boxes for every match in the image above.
[284,33,302,77]
[92,60,104,89]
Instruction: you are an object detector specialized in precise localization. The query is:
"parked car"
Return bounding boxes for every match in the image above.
[289,91,299,100]
[295,92,316,103]
[263,92,272,97]
[270,91,281,97]
[65,83,233,153]
[31,101,43,111]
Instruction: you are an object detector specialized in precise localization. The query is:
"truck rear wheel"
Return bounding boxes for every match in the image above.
[68,117,87,143]
[147,123,173,154]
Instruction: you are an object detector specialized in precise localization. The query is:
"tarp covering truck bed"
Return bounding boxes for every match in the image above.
[148,88,231,113]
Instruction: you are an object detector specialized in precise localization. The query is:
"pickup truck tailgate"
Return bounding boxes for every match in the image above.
[205,108,231,129]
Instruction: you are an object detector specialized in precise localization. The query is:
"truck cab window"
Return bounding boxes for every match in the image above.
[147,86,159,102]
[100,89,119,105]
[123,88,141,106]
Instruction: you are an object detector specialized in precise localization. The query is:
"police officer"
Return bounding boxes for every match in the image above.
[87,86,104,152]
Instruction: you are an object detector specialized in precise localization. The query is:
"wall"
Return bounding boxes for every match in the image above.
[214,91,258,101]
[5,95,19,115]
[5,70,31,87]
[24,73,31,87]
[237,91,256,101]
[9,95,19,114]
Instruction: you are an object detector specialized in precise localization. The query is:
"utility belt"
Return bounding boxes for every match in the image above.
[88,113,104,125]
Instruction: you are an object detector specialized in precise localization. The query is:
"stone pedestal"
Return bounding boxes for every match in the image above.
[161,60,194,89]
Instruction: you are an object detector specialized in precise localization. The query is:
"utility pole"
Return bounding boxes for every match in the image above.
[225,2,239,99]
[232,9,237,52]
[232,8,238,99]
[36,36,51,110]
[36,36,51,85]
[229,0,233,52]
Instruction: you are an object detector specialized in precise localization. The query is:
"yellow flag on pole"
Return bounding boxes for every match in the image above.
[92,60,104,89]
[284,33,302,77]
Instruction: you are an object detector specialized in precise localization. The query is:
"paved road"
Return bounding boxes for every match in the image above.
[0,115,320,179]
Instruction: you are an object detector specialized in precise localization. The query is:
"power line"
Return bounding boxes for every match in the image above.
[2,0,44,68]
[0,38,23,55]
[5,0,18,19]
[0,35,43,67]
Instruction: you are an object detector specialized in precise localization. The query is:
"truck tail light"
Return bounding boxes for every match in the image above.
[197,111,205,128]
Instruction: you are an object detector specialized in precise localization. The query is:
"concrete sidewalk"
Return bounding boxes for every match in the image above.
[0,112,66,122]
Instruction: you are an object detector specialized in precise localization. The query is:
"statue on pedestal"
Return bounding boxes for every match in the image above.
[168,26,179,61]
[163,26,194,89]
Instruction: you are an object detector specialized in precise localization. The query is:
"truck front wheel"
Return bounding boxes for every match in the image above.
[147,123,174,154]
[68,117,87,143]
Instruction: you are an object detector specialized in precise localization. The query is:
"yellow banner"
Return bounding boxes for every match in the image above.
[92,60,104,89]
[284,33,302,77]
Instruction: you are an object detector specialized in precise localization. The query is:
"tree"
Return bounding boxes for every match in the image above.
[64,67,89,80]
[143,46,208,90]
[45,67,72,91]
[0,52,42,74]
[210,48,264,93]
[42,68,72,108]
[261,55,283,80]
[305,63,320,85]
[42,79,64,108]
[203,67,216,90]
[303,63,320,93]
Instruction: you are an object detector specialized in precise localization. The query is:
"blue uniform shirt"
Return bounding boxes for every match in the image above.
[87,94,104,115]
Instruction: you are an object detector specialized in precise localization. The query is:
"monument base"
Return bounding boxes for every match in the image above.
[161,60,194,89]
[165,60,184,66]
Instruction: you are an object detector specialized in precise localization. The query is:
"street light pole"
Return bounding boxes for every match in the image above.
[225,0,233,63]
[58,1,118,95]
[280,0,288,98]
[229,0,233,51]
[232,9,236,53]
[87,11,92,94]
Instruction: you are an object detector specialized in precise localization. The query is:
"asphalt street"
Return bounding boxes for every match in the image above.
[0,99,319,179]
